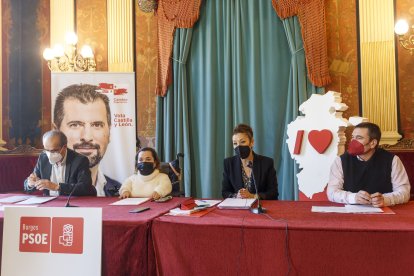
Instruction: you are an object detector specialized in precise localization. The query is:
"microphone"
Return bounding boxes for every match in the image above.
[65,183,79,207]
[247,161,266,214]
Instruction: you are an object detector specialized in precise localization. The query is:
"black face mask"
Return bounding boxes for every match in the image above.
[234,145,251,159]
[137,162,155,176]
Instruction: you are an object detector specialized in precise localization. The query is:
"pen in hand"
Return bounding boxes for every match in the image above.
[371,192,384,207]
[356,190,372,205]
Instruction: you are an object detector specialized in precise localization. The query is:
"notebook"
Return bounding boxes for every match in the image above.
[217,198,256,209]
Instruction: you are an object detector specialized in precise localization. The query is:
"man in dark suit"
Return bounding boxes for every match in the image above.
[24,130,96,196]
[222,124,278,200]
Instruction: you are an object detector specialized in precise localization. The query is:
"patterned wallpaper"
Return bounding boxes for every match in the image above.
[396,1,414,139]
[76,0,108,71]
[325,0,359,120]
[135,5,158,148]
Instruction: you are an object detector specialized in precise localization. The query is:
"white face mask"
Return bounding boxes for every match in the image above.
[46,151,62,165]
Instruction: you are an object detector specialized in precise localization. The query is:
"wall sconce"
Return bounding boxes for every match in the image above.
[394,19,414,55]
[43,32,97,72]
[137,0,157,13]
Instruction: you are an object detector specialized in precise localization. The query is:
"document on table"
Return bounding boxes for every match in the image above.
[344,205,384,213]
[110,198,149,206]
[15,196,57,205]
[0,195,34,204]
[312,205,384,214]
[311,206,350,213]
[194,199,222,207]
[169,206,209,216]
[217,198,256,209]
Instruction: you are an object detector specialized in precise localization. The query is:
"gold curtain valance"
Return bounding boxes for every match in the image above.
[155,0,202,96]
[155,0,331,96]
[272,0,331,87]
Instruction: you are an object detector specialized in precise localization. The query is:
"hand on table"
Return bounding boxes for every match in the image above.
[152,191,161,200]
[239,188,255,199]
[355,190,372,205]
[371,192,384,207]
[34,179,59,191]
[119,191,131,199]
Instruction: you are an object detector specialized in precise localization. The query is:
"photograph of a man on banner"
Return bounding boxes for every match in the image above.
[50,73,136,197]
[53,84,121,196]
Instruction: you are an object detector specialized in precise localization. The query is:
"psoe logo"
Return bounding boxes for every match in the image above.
[19,217,84,254]
[59,224,74,246]
[97,83,128,96]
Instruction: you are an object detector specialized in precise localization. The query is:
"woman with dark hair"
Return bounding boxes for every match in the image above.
[119,147,172,199]
[222,124,278,200]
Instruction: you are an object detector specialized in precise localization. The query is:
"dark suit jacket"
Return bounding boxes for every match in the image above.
[104,175,121,197]
[24,148,96,196]
[222,153,278,200]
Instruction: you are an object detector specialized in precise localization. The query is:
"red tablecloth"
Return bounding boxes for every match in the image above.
[0,195,187,276]
[152,200,414,276]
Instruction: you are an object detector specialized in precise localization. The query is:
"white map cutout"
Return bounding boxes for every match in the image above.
[286,91,352,198]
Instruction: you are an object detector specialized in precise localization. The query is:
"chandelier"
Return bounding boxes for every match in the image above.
[43,32,96,72]
[394,19,414,55]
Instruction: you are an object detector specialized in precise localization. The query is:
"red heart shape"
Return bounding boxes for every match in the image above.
[308,129,333,154]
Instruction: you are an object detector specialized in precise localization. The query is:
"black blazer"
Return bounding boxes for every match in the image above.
[222,152,278,200]
[104,175,121,197]
[24,148,96,196]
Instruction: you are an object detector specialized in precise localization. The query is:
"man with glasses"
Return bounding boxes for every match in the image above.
[24,130,96,196]
[327,122,410,207]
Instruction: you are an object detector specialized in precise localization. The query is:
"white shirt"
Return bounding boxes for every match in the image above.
[49,151,68,196]
[327,155,411,206]
[95,169,107,197]
[119,169,172,198]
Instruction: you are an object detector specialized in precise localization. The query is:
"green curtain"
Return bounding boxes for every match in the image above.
[156,29,194,195]
[156,0,322,199]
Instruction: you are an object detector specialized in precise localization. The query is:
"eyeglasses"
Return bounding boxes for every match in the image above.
[43,147,63,154]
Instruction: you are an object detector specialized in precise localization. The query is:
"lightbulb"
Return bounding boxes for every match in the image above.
[65,32,78,45]
[53,44,65,58]
[80,45,94,58]
[42,48,54,60]
[395,19,409,35]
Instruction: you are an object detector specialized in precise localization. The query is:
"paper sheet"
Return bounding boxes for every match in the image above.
[312,205,384,214]
[344,204,384,213]
[15,196,57,205]
[194,199,222,207]
[0,195,34,204]
[110,198,149,206]
[311,206,350,213]
[217,198,256,209]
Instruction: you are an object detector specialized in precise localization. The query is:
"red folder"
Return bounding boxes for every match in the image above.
[180,199,197,210]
